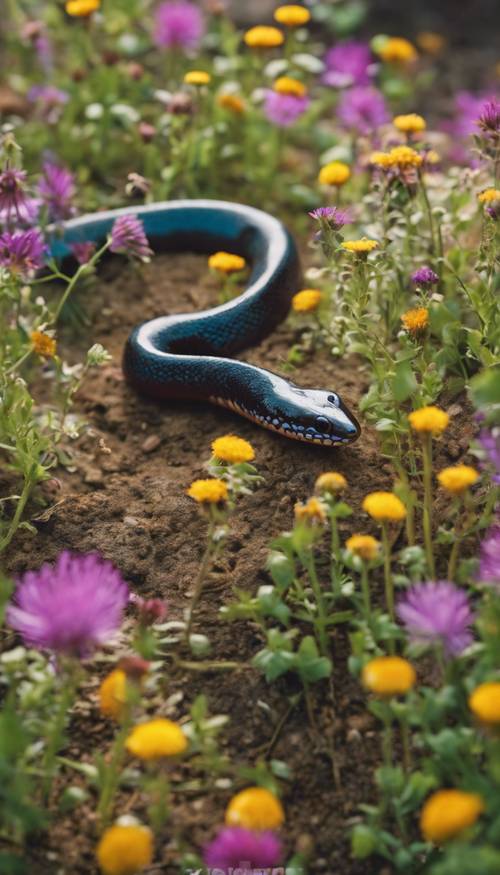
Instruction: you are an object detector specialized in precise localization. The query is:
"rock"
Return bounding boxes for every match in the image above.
[142,434,162,453]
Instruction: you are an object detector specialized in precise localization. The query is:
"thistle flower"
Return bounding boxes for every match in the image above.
[323,41,372,88]
[225,787,285,830]
[263,91,310,127]
[408,405,449,436]
[109,215,152,262]
[153,1,204,51]
[345,534,380,561]
[273,4,311,26]
[187,478,228,503]
[337,86,389,135]
[411,266,439,287]
[376,37,418,64]
[71,241,96,264]
[437,465,479,495]
[0,168,30,226]
[212,435,255,464]
[244,26,284,49]
[38,162,76,222]
[397,581,474,656]
[476,97,500,134]
[99,669,128,721]
[318,161,351,186]
[315,471,347,495]
[362,491,406,522]
[478,527,500,585]
[184,70,211,86]
[469,681,500,724]
[308,206,351,230]
[31,330,56,358]
[341,238,378,254]
[362,655,416,695]
[273,76,307,98]
[0,228,46,276]
[6,551,129,657]
[125,718,188,759]
[66,0,100,15]
[96,824,153,875]
[393,113,426,133]
[401,307,429,336]
[208,251,246,273]
[292,288,322,312]
[131,594,168,625]
[420,790,484,844]
[204,827,282,874]
[478,427,500,484]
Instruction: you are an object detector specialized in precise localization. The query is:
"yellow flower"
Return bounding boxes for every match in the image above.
[187,478,228,503]
[125,718,188,760]
[218,93,245,114]
[66,0,100,15]
[345,534,380,561]
[225,787,285,830]
[469,682,500,725]
[315,471,347,495]
[416,31,446,55]
[274,4,311,26]
[369,151,393,168]
[408,405,449,436]
[420,790,484,844]
[208,251,246,273]
[184,70,211,86]
[212,434,255,464]
[97,824,152,875]
[401,307,429,335]
[294,497,327,525]
[31,330,57,358]
[478,188,500,204]
[244,26,284,48]
[437,465,479,495]
[99,669,128,721]
[273,76,307,97]
[386,145,423,168]
[318,161,351,186]
[393,113,426,133]
[424,149,441,165]
[292,288,322,312]
[341,238,379,254]
[362,656,416,696]
[362,491,406,522]
[377,37,418,64]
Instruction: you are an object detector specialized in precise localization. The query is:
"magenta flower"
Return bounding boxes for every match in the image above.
[323,41,372,88]
[337,86,389,135]
[0,168,31,227]
[0,228,46,275]
[263,91,310,127]
[478,527,500,585]
[154,1,204,51]
[478,427,500,484]
[204,827,282,874]
[309,206,351,230]
[411,266,439,287]
[70,241,96,265]
[476,97,500,135]
[397,581,474,657]
[109,215,152,261]
[38,162,76,222]
[6,551,129,657]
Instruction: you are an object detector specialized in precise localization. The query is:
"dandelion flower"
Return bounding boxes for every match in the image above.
[204,826,282,873]
[420,790,484,844]
[6,551,129,657]
[274,4,311,26]
[208,251,246,273]
[397,581,474,656]
[244,26,284,49]
[369,151,393,168]
[469,681,500,724]
[393,113,426,133]
[125,718,188,759]
[109,215,152,262]
[184,70,211,86]
[341,238,378,254]
[318,161,351,186]
[386,145,423,168]
[225,787,285,831]
[345,534,380,561]
[362,655,416,695]
[212,435,255,464]
[315,472,347,495]
[273,76,307,98]
[377,37,418,64]
[292,288,322,312]
[66,0,100,15]
[99,669,128,721]
[218,93,245,114]
[294,497,327,524]
[96,824,153,875]
[477,188,500,204]
[437,465,479,495]
[187,478,228,503]
[154,1,204,51]
[401,307,429,336]
[362,491,406,522]
[31,330,56,358]
[408,405,449,436]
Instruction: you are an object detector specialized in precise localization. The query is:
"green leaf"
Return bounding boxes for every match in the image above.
[393,359,418,403]
[470,366,500,407]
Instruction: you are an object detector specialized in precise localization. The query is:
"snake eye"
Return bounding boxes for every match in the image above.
[327,394,340,407]
[315,415,330,431]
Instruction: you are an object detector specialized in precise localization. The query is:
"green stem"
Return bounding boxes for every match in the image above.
[381,523,395,624]
[329,508,341,597]
[302,549,328,656]
[185,519,218,639]
[97,719,132,829]
[0,469,37,555]
[51,242,109,323]
[399,716,412,773]
[421,434,436,578]
[360,563,372,625]
[43,663,79,800]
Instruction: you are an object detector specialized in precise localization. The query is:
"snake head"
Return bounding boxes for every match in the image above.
[277,386,360,445]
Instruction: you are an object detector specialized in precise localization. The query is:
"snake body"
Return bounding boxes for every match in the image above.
[58,199,360,446]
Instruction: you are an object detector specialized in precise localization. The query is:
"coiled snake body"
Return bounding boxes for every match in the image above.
[58,200,360,446]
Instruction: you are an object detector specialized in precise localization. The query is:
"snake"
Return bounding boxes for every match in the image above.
[57,199,360,446]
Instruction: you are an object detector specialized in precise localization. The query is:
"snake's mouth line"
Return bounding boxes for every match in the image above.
[209,396,348,446]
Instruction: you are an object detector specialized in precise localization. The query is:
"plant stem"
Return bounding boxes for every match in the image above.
[421,434,436,578]
[360,563,372,625]
[381,523,395,624]
[43,663,78,800]
[97,720,132,829]
[185,519,217,639]
[302,549,329,655]
[0,469,37,555]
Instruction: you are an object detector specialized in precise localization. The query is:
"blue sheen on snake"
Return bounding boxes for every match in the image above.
[55,200,360,446]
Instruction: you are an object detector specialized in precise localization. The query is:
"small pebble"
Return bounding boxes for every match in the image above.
[142,434,161,452]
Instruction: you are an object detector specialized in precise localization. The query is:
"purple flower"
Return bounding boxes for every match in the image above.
[478,527,500,586]
[309,206,351,230]
[154,1,204,51]
[28,85,69,123]
[478,427,500,484]
[0,228,46,275]
[0,168,31,227]
[323,41,372,88]
[204,827,282,874]
[6,551,129,657]
[109,215,152,261]
[263,91,310,127]
[337,86,389,135]
[397,581,474,657]
[38,162,76,222]
[476,97,500,135]
[411,266,439,287]
[70,241,96,264]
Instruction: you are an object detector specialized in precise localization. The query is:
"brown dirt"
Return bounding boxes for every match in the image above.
[3,249,477,875]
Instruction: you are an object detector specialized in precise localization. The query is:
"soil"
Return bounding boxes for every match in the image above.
[3,248,477,875]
